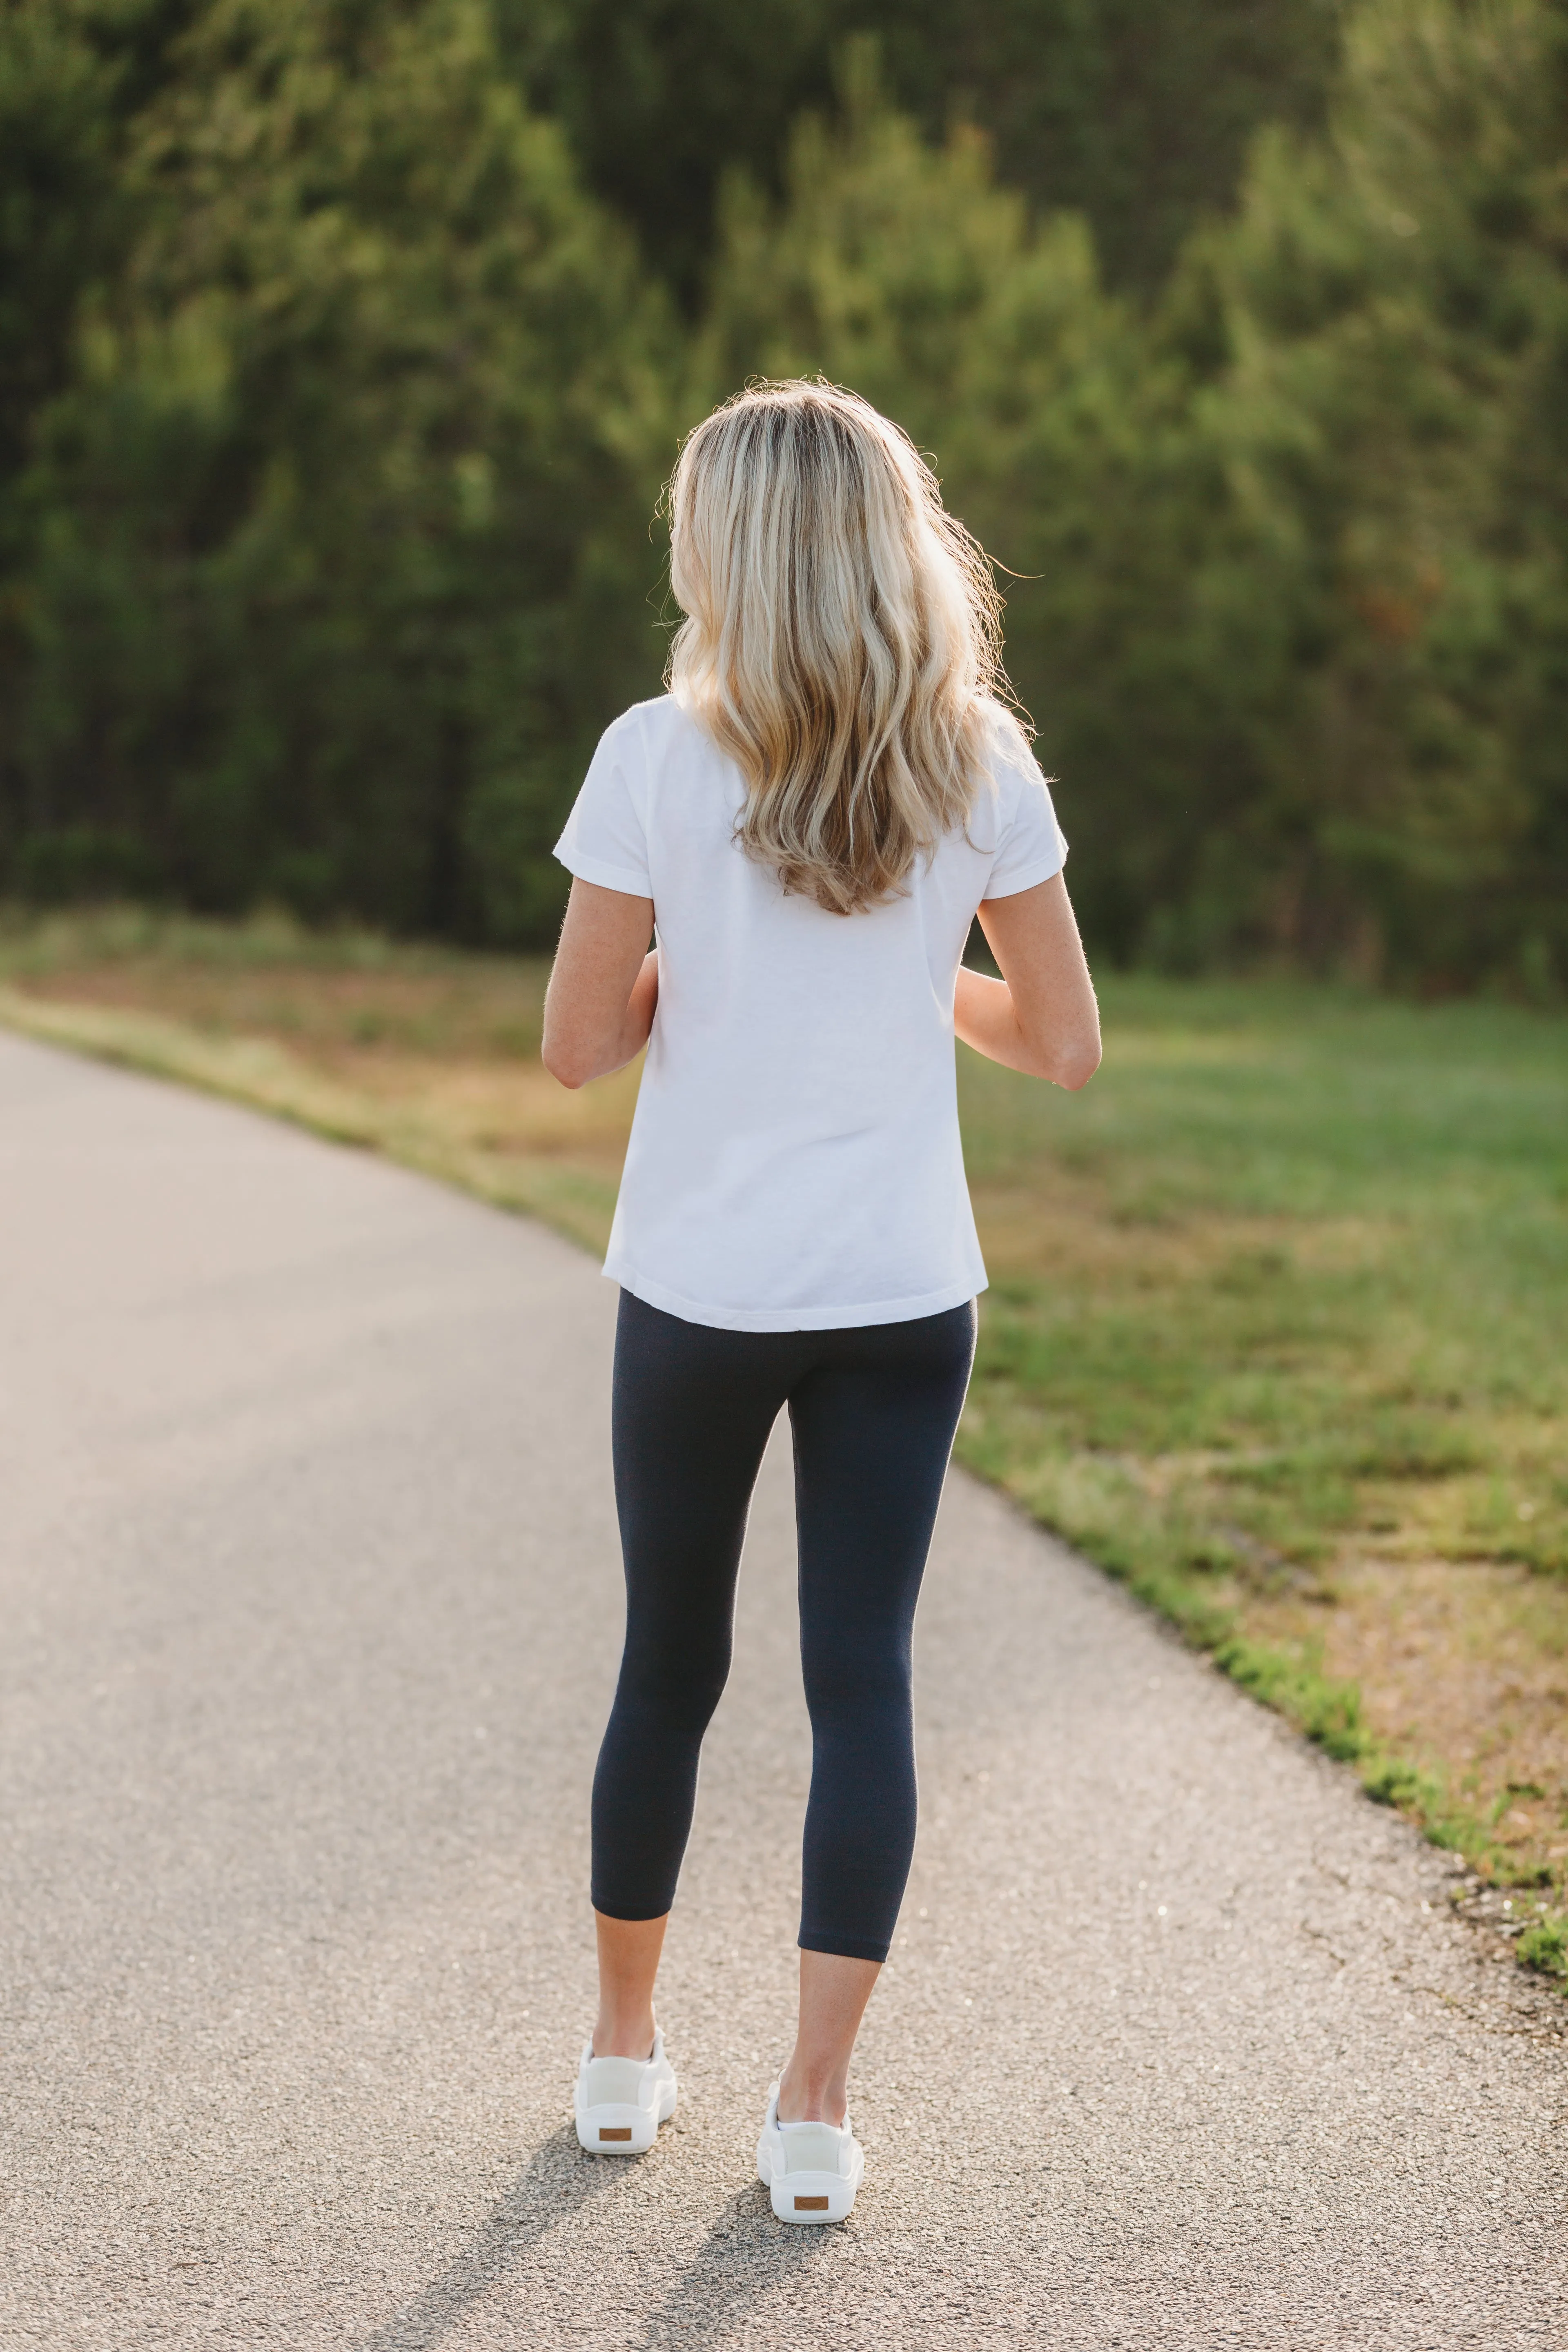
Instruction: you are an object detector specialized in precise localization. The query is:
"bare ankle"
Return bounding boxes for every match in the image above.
[776,2059,847,2128]
[592,2012,655,2060]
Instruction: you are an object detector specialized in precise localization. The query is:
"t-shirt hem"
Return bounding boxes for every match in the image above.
[553,842,652,897]
[604,1260,986,1333]
[981,845,1067,901]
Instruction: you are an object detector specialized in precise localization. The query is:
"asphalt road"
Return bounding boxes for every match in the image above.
[1,1027,1564,2351]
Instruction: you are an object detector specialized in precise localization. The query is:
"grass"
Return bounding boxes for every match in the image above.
[3,905,1566,1982]
[956,978,1568,1972]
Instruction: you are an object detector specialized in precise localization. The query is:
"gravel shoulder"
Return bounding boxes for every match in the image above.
[0,1030,1563,2350]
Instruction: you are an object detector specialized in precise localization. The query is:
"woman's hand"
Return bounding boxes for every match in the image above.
[953,873,1101,1089]
[542,880,658,1090]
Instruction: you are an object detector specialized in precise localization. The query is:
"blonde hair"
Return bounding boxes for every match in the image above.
[666,380,1027,915]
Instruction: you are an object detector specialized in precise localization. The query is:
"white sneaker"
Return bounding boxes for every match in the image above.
[573,2030,677,2155]
[755,2084,864,2223]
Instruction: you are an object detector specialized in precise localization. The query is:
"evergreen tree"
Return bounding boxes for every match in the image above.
[512,0,1343,303]
[2,0,1562,982]
[0,0,189,493]
[699,15,1568,981]
[696,51,1247,964]
[4,0,673,934]
[1163,0,1568,979]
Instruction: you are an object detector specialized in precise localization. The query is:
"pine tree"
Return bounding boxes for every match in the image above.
[6,0,674,935]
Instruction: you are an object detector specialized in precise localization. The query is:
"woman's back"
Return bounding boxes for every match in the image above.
[555,693,1066,1329]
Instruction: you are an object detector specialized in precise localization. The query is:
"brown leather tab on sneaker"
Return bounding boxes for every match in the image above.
[793,2195,829,2211]
[599,2127,633,2142]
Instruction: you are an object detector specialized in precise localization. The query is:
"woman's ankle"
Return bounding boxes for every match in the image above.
[775,2058,848,2128]
[592,2011,656,2060]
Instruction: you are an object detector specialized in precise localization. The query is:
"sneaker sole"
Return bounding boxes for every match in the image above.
[757,2145,862,2224]
[575,2082,677,2156]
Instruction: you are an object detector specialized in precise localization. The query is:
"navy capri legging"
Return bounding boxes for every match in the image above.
[590,1288,976,1963]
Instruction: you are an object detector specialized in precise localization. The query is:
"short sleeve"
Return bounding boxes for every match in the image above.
[982,742,1069,900]
[554,713,653,898]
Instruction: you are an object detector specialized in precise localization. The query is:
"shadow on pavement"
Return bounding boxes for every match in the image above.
[630,2185,833,2348]
[353,2122,626,2352]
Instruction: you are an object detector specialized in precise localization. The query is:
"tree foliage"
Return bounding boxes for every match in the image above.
[511,0,1342,302]
[1160,0,1568,979]
[4,0,672,934]
[1,0,1564,984]
[700,16,1568,982]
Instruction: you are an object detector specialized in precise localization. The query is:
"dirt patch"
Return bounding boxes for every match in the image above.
[1323,1555,1568,1878]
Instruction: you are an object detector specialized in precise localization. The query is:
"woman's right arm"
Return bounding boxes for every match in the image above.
[542,879,658,1090]
[953,872,1101,1090]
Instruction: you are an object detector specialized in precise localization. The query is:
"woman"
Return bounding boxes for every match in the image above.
[542,380,1099,2224]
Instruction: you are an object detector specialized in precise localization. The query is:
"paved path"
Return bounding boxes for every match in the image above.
[0,1029,1564,2351]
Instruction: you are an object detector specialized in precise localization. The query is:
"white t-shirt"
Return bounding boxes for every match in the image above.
[553,693,1067,1332]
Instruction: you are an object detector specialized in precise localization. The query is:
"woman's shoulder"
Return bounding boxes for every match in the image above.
[949,703,1041,847]
[974,699,1042,795]
[595,693,708,764]
[590,696,734,838]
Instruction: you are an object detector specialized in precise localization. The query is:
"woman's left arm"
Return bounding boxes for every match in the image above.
[542,880,658,1090]
[954,872,1101,1089]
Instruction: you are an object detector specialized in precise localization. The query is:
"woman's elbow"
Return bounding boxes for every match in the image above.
[1021,1031,1100,1089]
[1056,1037,1101,1091]
[541,1035,589,1090]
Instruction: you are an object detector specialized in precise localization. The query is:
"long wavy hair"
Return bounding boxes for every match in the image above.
[666,380,1028,915]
